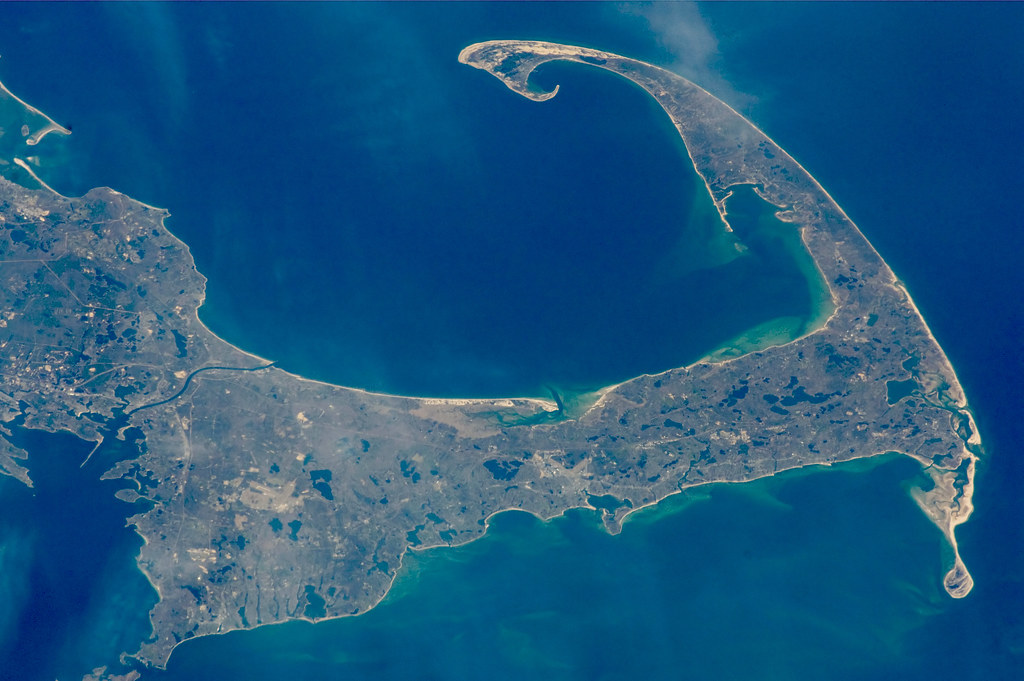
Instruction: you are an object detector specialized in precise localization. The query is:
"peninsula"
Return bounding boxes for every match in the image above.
[0,41,979,677]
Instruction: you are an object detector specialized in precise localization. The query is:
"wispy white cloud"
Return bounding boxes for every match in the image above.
[102,3,190,132]
[619,2,753,111]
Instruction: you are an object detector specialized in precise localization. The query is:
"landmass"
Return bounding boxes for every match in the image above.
[0,41,979,676]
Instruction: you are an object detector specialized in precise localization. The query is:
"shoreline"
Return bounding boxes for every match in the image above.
[0,40,983,674]
[0,65,976,421]
[0,78,70,146]
[142,449,958,672]
[0,75,836,411]
[11,157,64,197]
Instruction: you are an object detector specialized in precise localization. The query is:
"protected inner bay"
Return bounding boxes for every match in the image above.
[172,59,822,400]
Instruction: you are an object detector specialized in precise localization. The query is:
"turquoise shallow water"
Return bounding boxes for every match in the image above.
[0,3,1021,680]
[150,455,949,681]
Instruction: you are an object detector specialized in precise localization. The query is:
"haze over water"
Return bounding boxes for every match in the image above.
[0,3,1020,680]
[5,3,820,400]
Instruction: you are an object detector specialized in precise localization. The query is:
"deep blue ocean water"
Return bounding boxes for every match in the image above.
[0,2,823,400]
[0,3,1021,680]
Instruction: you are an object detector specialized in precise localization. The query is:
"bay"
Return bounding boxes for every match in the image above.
[0,2,817,399]
[0,3,1020,680]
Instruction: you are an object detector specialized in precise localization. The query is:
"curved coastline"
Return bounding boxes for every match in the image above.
[461,38,979,593]
[0,78,70,146]
[0,37,981,676]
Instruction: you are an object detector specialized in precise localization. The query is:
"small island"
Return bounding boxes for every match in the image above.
[0,41,979,677]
